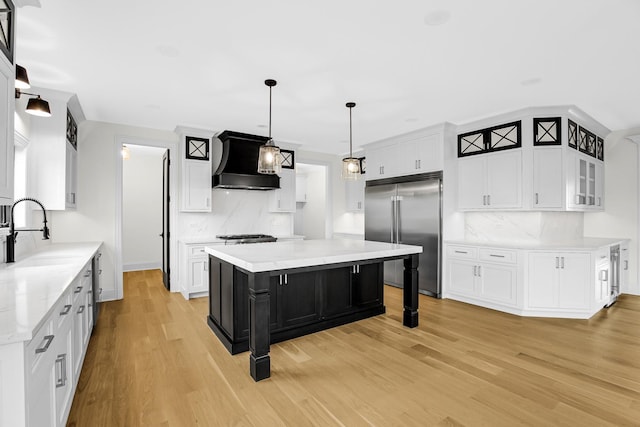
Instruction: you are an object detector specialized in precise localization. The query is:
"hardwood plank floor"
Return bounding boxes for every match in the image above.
[67,270,640,426]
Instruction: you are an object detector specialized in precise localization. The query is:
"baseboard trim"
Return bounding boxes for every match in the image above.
[123,262,162,272]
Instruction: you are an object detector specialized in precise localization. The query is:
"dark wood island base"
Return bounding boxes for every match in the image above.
[205,240,422,382]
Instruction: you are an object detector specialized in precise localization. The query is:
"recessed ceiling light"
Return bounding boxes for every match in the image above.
[424,10,451,26]
[521,77,542,86]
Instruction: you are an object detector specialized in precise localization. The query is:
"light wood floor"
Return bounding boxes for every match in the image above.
[67,270,640,426]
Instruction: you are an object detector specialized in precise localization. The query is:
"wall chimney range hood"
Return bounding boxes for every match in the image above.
[212,130,281,190]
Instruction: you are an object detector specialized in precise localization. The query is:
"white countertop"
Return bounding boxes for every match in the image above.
[205,239,422,273]
[446,237,629,250]
[179,235,305,245]
[0,242,102,345]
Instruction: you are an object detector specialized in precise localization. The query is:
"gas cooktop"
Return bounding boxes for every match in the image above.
[216,234,277,244]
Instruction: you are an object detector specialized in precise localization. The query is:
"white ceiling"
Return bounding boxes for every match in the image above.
[14,0,640,155]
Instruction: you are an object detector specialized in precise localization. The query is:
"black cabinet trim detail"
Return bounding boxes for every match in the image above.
[533,117,561,146]
[578,126,597,158]
[458,121,521,157]
[596,137,604,161]
[568,119,578,149]
[185,136,210,160]
[66,109,78,150]
[280,149,295,169]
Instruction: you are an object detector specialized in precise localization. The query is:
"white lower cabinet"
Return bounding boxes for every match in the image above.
[446,245,519,309]
[446,242,622,319]
[527,252,590,310]
[620,241,630,293]
[180,241,223,299]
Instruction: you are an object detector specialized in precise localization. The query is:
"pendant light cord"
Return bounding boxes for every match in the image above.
[268,85,272,139]
[349,105,353,157]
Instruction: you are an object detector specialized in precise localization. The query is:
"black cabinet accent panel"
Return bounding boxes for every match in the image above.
[186,136,210,160]
[568,119,578,149]
[596,137,604,161]
[279,149,295,169]
[66,109,78,149]
[578,126,597,158]
[458,121,521,157]
[533,117,561,146]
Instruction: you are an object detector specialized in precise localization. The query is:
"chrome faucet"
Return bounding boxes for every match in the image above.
[6,197,50,263]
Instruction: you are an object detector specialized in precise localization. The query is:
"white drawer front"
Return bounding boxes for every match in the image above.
[447,245,477,260]
[479,248,517,264]
[189,246,207,257]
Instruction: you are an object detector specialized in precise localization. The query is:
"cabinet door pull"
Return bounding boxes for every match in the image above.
[454,250,468,254]
[477,265,481,277]
[599,270,608,281]
[555,257,559,269]
[535,193,539,205]
[624,260,629,270]
[84,270,92,277]
[55,354,67,388]
[77,305,85,314]
[60,304,72,315]
[561,257,565,269]
[74,286,83,294]
[279,275,283,286]
[473,265,477,276]
[35,335,55,354]
[487,195,490,205]
[489,254,505,258]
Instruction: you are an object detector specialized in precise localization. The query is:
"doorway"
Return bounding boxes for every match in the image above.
[115,137,177,299]
[294,163,329,239]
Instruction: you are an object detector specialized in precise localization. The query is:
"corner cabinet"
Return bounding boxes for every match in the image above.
[30,90,83,210]
[176,129,214,212]
[0,57,14,204]
[269,168,296,212]
[455,109,608,212]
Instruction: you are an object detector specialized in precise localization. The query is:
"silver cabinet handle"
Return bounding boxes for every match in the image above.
[77,305,85,314]
[477,265,481,277]
[84,270,92,277]
[482,195,487,206]
[555,257,559,269]
[561,257,565,269]
[454,250,468,254]
[60,304,72,315]
[55,354,67,388]
[473,265,477,276]
[489,254,505,258]
[74,286,83,294]
[624,260,628,270]
[487,195,490,205]
[535,193,539,204]
[599,270,609,281]
[35,335,54,354]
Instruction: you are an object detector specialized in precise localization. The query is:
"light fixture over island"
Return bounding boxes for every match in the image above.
[205,239,422,381]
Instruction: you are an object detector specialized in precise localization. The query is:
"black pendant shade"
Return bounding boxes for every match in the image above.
[25,96,52,117]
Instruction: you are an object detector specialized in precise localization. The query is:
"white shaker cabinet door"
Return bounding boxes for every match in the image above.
[457,156,486,209]
[533,147,563,209]
[485,150,522,209]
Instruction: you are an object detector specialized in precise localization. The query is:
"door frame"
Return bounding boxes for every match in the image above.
[115,136,178,298]
[294,157,333,239]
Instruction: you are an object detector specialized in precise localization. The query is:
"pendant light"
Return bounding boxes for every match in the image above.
[14,64,52,117]
[342,102,361,180]
[257,79,282,175]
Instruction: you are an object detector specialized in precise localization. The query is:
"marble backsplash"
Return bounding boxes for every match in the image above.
[464,211,584,243]
[178,188,293,239]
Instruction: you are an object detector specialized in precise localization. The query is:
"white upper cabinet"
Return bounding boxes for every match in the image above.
[29,89,83,210]
[533,147,563,209]
[363,125,446,181]
[456,107,608,212]
[0,58,14,204]
[458,150,522,210]
[176,127,214,212]
[295,174,307,203]
[345,177,365,212]
[269,168,296,212]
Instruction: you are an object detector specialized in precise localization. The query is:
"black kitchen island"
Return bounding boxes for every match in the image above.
[205,239,422,381]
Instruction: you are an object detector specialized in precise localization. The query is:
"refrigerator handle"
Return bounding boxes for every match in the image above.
[390,197,396,243]
[396,199,401,243]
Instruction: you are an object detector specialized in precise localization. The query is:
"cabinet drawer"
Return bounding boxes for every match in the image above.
[479,248,517,264]
[189,245,207,257]
[446,245,477,260]
[55,287,74,330]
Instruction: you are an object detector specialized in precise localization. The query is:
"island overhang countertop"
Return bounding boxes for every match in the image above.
[203,238,423,272]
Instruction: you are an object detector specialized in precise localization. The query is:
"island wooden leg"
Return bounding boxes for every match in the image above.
[248,272,271,381]
[403,254,419,328]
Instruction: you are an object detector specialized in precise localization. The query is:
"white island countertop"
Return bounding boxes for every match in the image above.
[0,242,102,345]
[204,239,422,273]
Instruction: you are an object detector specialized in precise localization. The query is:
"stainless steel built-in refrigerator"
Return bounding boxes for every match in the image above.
[364,172,442,297]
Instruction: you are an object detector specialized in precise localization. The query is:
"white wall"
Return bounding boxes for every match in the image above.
[122,145,164,271]
[48,120,178,300]
[584,136,639,295]
[294,165,326,239]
